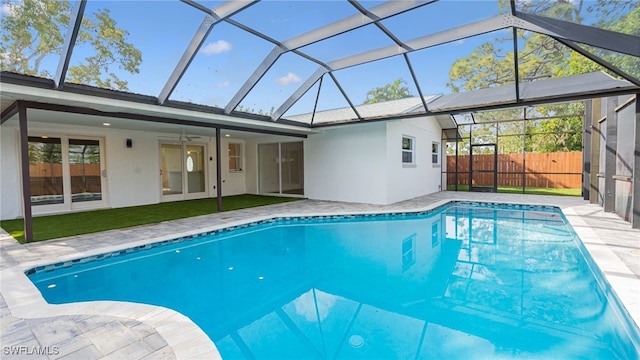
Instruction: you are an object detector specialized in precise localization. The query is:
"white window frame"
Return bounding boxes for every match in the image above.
[228,143,243,172]
[402,135,415,166]
[432,141,440,167]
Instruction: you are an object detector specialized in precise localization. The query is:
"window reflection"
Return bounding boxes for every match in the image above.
[69,139,102,203]
[28,137,63,205]
[187,145,205,194]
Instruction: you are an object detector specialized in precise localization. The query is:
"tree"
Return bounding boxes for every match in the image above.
[234,105,275,116]
[364,79,412,104]
[447,0,638,152]
[449,0,638,90]
[0,0,142,91]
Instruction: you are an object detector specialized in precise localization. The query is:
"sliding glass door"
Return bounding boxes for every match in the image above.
[258,143,280,194]
[281,142,304,195]
[258,142,304,196]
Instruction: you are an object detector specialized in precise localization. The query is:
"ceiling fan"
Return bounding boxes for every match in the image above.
[159,128,202,142]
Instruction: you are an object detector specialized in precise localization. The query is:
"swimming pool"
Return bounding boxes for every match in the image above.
[27,202,640,359]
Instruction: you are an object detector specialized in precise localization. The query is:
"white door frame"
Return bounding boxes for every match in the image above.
[28,133,108,216]
[160,141,209,202]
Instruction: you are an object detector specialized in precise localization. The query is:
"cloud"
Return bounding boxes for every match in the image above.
[1,3,16,16]
[276,72,301,86]
[454,39,465,46]
[293,290,337,322]
[217,81,230,88]
[201,40,231,55]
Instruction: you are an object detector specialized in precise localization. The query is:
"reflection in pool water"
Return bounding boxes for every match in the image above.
[28,203,640,359]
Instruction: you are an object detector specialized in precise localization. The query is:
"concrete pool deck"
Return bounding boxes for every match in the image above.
[1,192,639,359]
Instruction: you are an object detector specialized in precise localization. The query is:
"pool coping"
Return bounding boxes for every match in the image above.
[1,195,639,359]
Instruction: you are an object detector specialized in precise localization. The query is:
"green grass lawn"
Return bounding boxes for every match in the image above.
[1,194,302,243]
[446,184,581,196]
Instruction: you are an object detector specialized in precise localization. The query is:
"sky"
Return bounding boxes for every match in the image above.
[2,0,614,119]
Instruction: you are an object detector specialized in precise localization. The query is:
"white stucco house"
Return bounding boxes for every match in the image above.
[0,82,445,221]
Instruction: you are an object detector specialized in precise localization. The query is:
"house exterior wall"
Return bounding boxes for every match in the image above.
[0,122,255,220]
[0,123,21,220]
[1,112,444,219]
[304,122,388,204]
[0,122,166,219]
[106,127,162,209]
[385,116,442,204]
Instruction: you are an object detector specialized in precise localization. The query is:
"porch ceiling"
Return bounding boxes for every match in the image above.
[0,82,317,139]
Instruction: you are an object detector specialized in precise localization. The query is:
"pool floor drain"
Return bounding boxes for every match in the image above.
[349,335,364,348]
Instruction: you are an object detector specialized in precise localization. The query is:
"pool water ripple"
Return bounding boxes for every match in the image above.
[27,202,640,359]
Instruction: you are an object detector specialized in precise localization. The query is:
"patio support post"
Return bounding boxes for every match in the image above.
[583,100,592,200]
[215,126,223,212]
[590,99,603,204]
[522,115,526,194]
[632,95,640,229]
[468,125,473,190]
[603,96,618,212]
[18,102,33,242]
[455,129,459,191]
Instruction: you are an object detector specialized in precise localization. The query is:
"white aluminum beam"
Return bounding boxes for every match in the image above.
[282,0,435,50]
[329,72,362,120]
[559,39,640,87]
[225,0,433,114]
[515,11,640,58]
[348,0,413,51]
[276,12,640,123]
[224,46,285,114]
[158,0,258,104]
[272,67,327,121]
[329,14,512,70]
[276,15,512,120]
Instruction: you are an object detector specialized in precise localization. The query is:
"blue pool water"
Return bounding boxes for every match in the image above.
[28,202,640,359]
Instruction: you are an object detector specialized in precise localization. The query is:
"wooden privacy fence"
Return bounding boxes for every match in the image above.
[446,152,582,189]
[29,163,101,196]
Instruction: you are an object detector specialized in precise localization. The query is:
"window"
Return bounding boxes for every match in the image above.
[431,221,439,248]
[402,234,416,271]
[432,141,440,165]
[402,136,415,165]
[228,143,242,172]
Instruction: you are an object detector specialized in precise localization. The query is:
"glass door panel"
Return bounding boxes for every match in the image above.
[28,137,64,205]
[161,144,183,195]
[69,139,102,202]
[281,142,304,195]
[186,145,205,194]
[470,144,497,193]
[258,143,281,194]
